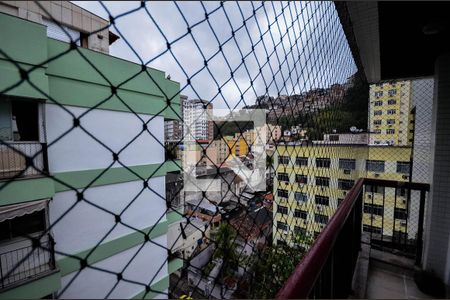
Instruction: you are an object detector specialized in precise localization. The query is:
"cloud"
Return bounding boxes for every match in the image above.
[73,1,356,111]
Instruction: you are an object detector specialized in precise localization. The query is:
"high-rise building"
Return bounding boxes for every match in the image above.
[182,99,213,142]
[369,80,414,146]
[273,79,432,250]
[165,95,187,142]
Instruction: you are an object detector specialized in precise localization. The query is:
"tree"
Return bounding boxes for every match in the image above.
[245,232,311,299]
[213,224,239,288]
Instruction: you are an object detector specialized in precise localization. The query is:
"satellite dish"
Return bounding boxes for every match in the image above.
[350,126,357,132]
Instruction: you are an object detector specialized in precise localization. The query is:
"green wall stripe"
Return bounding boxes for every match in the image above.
[131,275,169,299]
[57,220,168,276]
[0,271,61,299]
[0,13,48,66]
[167,207,184,224]
[54,160,181,192]
[47,75,175,117]
[168,258,183,274]
[0,177,55,207]
[46,39,181,119]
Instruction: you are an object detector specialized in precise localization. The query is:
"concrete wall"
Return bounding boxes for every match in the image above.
[424,54,450,288]
[45,104,164,173]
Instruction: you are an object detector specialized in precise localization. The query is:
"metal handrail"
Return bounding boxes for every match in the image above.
[276,178,430,299]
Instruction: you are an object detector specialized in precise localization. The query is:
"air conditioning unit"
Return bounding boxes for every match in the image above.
[402,199,407,204]
[344,169,351,175]
[374,173,380,178]
[368,194,372,199]
[400,220,407,226]
[402,175,409,180]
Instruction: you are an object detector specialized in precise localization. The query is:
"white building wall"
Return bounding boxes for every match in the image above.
[59,235,168,299]
[50,177,166,257]
[45,104,164,173]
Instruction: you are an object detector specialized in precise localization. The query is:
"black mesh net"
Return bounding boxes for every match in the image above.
[0,1,433,299]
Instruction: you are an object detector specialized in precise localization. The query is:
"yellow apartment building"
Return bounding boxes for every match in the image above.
[273,142,414,249]
[369,80,414,146]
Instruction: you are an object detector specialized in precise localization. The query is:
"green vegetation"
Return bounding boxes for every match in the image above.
[214,121,254,139]
[213,223,239,279]
[244,232,314,298]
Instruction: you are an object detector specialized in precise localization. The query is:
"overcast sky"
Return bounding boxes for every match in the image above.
[73,1,356,111]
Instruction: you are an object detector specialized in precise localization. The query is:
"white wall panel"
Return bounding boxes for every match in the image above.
[45,104,164,173]
[50,177,166,257]
[59,235,168,299]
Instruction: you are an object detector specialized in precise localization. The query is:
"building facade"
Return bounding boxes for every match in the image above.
[182,99,213,142]
[369,80,414,146]
[0,8,181,299]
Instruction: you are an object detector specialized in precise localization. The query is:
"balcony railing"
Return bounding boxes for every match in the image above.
[0,142,48,179]
[276,178,429,299]
[0,235,55,289]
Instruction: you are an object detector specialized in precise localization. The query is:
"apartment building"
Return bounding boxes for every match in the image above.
[273,79,433,250]
[369,80,414,146]
[165,95,187,143]
[0,6,181,299]
[182,99,213,142]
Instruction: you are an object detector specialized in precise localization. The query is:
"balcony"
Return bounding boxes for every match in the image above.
[276,178,437,299]
[0,235,55,290]
[0,142,48,180]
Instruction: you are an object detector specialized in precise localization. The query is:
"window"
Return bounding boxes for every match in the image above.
[396,161,410,174]
[374,110,382,116]
[279,156,289,165]
[366,185,385,194]
[366,160,385,172]
[315,176,330,187]
[373,120,382,125]
[374,129,381,134]
[316,158,331,168]
[388,99,397,105]
[388,89,397,96]
[329,135,339,141]
[387,109,396,115]
[338,179,355,190]
[0,210,46,242]
[294,192,308,202]
[277,206,288,215]
[396,188,407,197]
[339,158,356,170]
[314,231,321,238]
[374,91,383,97]
[295,156,308,166]
[294,226,307,236]
[295,174,307,184]
[277,189,288,198]
[363,225,382,234]
[315,195,329,206]
[374,100,383,106]
[387,119,395,125]
[277,172,289,182]
[44,18,81,45]
[394,208,407,220]
[364,204,384,216]
[294,209,307,219]
[315,214,329,224]
[0,99,39,141]
[386,129,395,134]
[277,222,288,231]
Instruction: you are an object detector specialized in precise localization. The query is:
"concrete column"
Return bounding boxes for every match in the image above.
[423,54,450,289]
